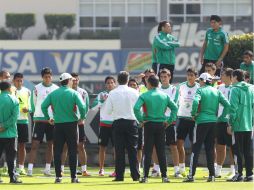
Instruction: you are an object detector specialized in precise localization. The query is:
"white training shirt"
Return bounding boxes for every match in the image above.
[217,84,231,117]
[159,85,177,117]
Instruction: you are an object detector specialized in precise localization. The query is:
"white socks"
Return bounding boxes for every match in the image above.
[45,163,51,171]
[174,166,180,174]
[28,163,33,171]
[19,165,24,170]
[179,163,185,173]
[230,165,235,174]
[81,165,87,172]
[215,165,222,176]
[153,164,160,173]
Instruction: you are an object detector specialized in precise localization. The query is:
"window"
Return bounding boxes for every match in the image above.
[79,4,93,16]
[80,17,93,27]
[112,17,125,27]
[128,17,141,23]
[170,17,184,23]
[169,4,184,14]
[96,17,109,27]
[144,17,156,23]
[186,4,200,14]
[112,4,125,16]
[186,17,200,22]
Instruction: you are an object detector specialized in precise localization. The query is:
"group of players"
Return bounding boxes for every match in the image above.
[0,53,253,183]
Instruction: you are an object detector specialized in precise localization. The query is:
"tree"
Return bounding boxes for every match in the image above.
[224,33,254,69]
[44,14,75,39]
[5,13,35,39]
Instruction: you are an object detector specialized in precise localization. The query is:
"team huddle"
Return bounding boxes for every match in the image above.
[0,14,253,184]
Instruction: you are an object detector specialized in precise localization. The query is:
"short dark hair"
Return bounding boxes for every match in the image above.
[105,76,116,84]
[186,66,198,76]
[71,72,79,77]
[41,67,52,77]
[117,71,129,85]
[128,78,139,86]
[222,68,233,77]
[13,73,23,80]
[232,69,244,82]
[205,62,216,70]
[148,75,159,87]
[0,70,9,78]
[157,20,172,32]
[210,15,222,22]
[60,79,69,86]
[0,81,11,91]
[144,68,155,75]
[243,50,253,57]
[159,68,171,77]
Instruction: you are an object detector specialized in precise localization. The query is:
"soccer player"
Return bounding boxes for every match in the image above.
[183,73,230,183]
[128,78,143,170]
[0,81,22,183]
[41,73,86,183]
[215,68,235,179]
[158,69,181,178]
[60,73,90,176]
[228,69,254,182]
[205,62,219,87]
[91,76,116,177]
[152,20,180,81]
[27,67,58,176]
[176,67,199,176]
[240,50,254,84]
[13,73,31,175]
[199,15,229,76]
[134,75,177,183]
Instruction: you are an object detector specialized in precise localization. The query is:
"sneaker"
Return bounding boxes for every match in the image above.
[55,177,62,184]
[112,178,124,182]
[162,177,170,183]
[1,166,8,176]
[109,171,116,177]
[174,172,183,178]
[99,169,104,176]
[82,171,91,177]
[17,168,27,176]
[151,169,160,177]
[215,174,221,178]
[225,171,235,179]
[207,176,215,182]
[43,170,52,177]
[139,177,148,183]
[76,170,82,175]
[71,178,80,183]
[10,177,22,184]
[227,174,244,182]
[244,175,253,182]
[27,170,33,177]
[180,171,187,177]
[183,175,194,182]
[0,178,3,183]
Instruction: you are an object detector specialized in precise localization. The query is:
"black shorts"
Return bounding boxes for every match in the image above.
[137,127,143,150]
[98,127,114,147]
[176,118,195,142]
[78,124,86,143]
[165,124,177,146]
[216,122,232,146]
[32,122,54,142]
[17,124,29,143]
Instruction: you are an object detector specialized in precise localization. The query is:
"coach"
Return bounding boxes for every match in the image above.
[105,71,140,181]
[41,73,86,183]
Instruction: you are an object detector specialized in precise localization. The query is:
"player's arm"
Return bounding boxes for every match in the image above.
[218,90,231,120]
[199,41,207,65]
[41,94,51,120]
[30,88,36,113]
[1,99,19,130]
[104,94,113,115]
[215,32,229,67]
[191,89,201,119]
[153,35,174,50]
[133,96,145,123]
[75,93,86,120]
[229,88,239,128]
[167,96,178,124]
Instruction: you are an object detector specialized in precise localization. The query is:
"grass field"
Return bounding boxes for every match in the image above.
[0,167,253,190]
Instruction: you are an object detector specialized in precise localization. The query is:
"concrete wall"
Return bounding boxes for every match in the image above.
[0,0,79,39]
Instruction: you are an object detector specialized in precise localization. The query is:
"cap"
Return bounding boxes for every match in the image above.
[59,73,73,82]
[199,73,213,82]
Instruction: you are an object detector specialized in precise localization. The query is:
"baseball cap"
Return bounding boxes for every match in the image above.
[59,73,74,82]
[198,73,213,82]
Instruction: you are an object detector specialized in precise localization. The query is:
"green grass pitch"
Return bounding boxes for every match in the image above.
[0,167,253,190]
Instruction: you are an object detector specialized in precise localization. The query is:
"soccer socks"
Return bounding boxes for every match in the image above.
[81,165,87,172]
[174,166,180,174]
[45,163,51,171]
[215,165,222,176]
[28,163,33,171]
[179,163,185,173]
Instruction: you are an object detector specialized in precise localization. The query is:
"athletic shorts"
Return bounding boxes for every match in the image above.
[165,124,177,146]
[17,123,29,143]
[32,122,54,142]
[176,118,195,142]
[78,124,86,143]
[98,126,114,147]
[137,127,143,150]
[216,122,232,146]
